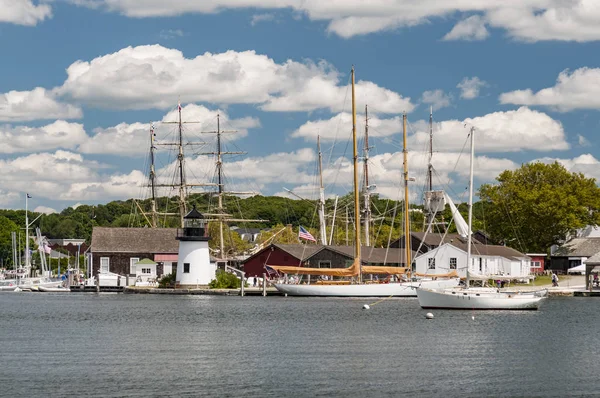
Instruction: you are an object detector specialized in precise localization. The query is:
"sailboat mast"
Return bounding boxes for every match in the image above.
[317,136,327,245]
[363,105,371,247]
[466,127,475,287]
[25,193,29,268]
[351,67,362,282]
[428,106,433,192]
[217,114,225,259]
[402,113,412,272]
[149,124,158,228]
[177,101,187,228]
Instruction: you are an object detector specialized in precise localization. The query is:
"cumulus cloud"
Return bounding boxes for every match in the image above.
[409,107,569,153]
[67,1,600,42]
[500,67,600,111]
[420,89,452,111]
[78,104,260,156]
[0,0,52,26]
[34,205,58,214]
[578,134,590,147]
[0,120,88,153]
[0,87,82,122]
[443,15,489,41]
[535,154,600,181]
[292,112,403,142]
[56,45,413,113]
[457,77,487,99]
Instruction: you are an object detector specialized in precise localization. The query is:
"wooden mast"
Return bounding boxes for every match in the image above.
[317,135,328,245]
[402,112,412,273]
[363,104,371,247]
[351,66,362,282]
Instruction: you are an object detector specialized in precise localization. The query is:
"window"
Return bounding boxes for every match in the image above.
[183,263,190,273]
[449,258,457,270]
[318,261,332,268]
[532,261,541,268]
[100,257,110,274]
[428,258,436,270]
[142,268,151,274]
[130,257,140,274]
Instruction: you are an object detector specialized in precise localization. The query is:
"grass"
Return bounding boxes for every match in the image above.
[529,275,552,286]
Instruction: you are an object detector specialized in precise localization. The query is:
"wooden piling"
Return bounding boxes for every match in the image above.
[262,273,267,297]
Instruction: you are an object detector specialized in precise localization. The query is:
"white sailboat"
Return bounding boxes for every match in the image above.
[271,67,459,297]
[416,127,547,310]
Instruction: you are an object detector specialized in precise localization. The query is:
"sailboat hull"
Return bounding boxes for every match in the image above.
[274,278,460,297]
[416,287,547,310]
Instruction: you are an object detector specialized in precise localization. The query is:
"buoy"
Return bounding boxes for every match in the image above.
[471,316,475,320]
[425,312,434,319]
[363,304,370,310]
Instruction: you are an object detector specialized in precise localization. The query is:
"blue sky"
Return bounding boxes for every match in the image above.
[1,1,600,214]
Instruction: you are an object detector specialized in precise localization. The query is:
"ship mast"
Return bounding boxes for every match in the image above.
[200,114,265,260]
[403,112,412,272]
[363,105,372,247]
[317,136,327,245]
[425,106,434,232]
[351,66,362,283]
[149,123,158,228]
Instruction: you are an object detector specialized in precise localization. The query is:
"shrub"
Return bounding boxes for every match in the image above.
[209,270,241,289]
[158,272,176,288]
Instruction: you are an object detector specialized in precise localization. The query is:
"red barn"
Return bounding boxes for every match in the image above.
[243,244,322,277]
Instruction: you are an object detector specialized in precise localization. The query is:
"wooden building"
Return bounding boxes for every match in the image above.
[550,237,600,274]
[243,243,414,277]
[90,227,179,277]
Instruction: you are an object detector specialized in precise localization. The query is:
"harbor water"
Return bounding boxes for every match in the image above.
[1,293,598,397]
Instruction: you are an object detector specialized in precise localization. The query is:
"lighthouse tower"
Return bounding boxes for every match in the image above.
[176,207,216,287]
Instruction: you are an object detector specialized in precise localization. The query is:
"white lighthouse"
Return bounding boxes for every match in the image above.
[175,207,216,287]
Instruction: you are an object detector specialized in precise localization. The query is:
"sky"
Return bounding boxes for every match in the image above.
[1,0,600,215]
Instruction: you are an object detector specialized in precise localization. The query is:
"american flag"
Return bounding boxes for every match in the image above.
[264,265,279,278]
[298,226,316,242]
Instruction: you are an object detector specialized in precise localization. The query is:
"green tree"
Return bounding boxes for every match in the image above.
[479,161,600,253]
[0,216,19,266]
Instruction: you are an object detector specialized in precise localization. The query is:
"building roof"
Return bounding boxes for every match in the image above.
[433,242,528,261]
[552,237,600,257]
[409,232,480,248]
[91,227,179,253]
[315,246,417,265]
[273,243,323,260]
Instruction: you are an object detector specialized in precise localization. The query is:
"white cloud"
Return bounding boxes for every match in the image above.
[61,169,147,201]
[457,77,487,99]
[420,89,451,111]
[0,121,87,154]
[293,112,402,142]
[0,0,52,26]
[410,107,569,153]
[34,205,57,214]
[500,67,600,111]
[251,13,275,26]
[578,134,590,147]
[0,87,82,122]
[78,104,260,156]
[57,45,413,113]
[443,15,489,41]
[67,1,600,42]
[535,154,600,181]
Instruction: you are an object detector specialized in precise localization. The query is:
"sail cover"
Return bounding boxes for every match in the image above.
[270,258,360,277]
[444,192,468,238]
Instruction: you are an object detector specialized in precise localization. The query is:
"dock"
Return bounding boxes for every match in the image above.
[123,286,284,296]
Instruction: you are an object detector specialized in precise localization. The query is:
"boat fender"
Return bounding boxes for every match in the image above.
[425,313,434,319]
[363,304,370,310]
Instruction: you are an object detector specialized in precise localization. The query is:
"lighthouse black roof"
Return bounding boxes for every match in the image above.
[184,206,204,219]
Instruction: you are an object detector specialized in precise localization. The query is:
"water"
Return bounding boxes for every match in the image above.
[0,294,598,397]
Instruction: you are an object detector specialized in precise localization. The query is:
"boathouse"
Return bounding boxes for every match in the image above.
[243,243,415,277]
[414,242,532,280]
[549,237,600,274]
[90,227,179,278]
[390,231,483,255]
